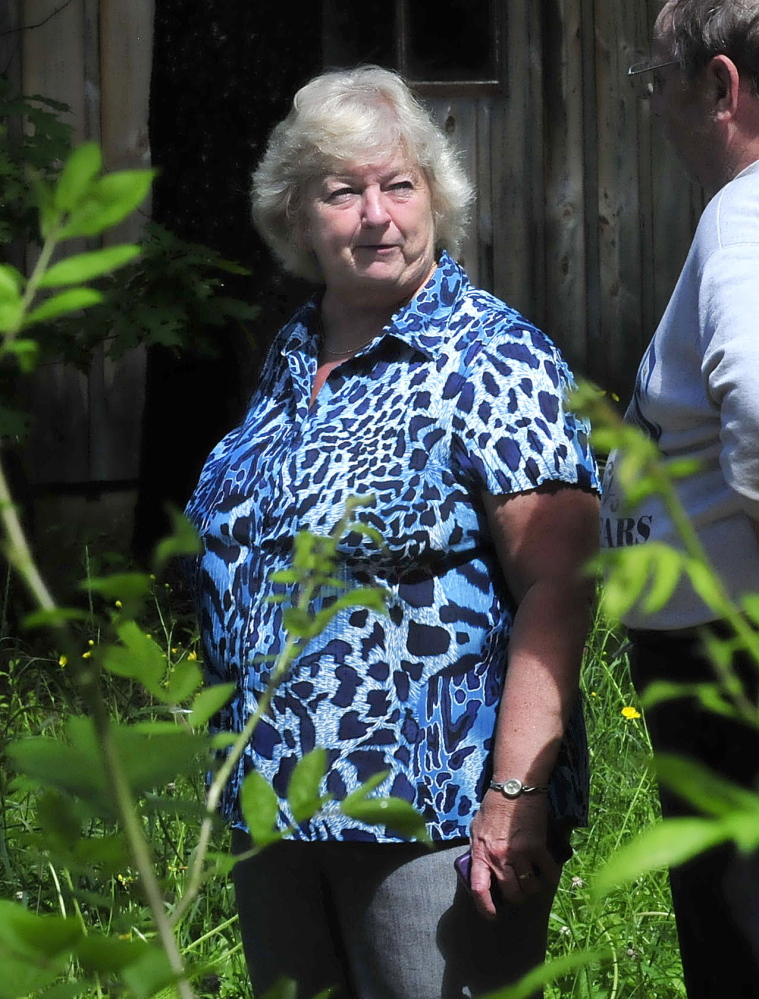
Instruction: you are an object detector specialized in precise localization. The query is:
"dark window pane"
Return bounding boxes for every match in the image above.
[323,0,395,69]
[405,0,495,81]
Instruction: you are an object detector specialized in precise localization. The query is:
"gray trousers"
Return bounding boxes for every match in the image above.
[231,832,560,999]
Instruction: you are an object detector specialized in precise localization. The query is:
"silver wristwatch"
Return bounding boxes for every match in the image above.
[489,778,549,799]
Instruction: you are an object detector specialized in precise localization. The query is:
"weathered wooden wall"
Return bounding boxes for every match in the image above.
[2,0,701,507]
[428,0,702,400]
[2,0,153,492]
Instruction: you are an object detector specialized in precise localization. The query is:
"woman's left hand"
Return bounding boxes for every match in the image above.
[468,791,560,919]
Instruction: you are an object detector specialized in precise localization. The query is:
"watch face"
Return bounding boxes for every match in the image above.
[503,779,522,797]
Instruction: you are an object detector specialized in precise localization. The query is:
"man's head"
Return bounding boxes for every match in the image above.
[650,0,759,194]
[665,0,759,94]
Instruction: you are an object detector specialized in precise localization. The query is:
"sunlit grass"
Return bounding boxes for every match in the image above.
[546,610,685,998]
[0,589,683,998]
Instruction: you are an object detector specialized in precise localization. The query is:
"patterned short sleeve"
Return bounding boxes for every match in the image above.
[451,323,597,497]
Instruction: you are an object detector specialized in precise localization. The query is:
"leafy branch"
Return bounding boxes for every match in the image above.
[0,140,428,997]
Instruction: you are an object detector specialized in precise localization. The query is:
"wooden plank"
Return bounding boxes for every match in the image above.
[22,0,90,485]
[593,0,649,399]
[91,0,153,482]
[99,0,153,212]
[22,0,86,139]
[26,359,90,484]
[89,343,145,482]
[0,0,22,96]
[424,96,480,287]
[491,0,545,327]
[635,0,702,380]
[541,0,589,376]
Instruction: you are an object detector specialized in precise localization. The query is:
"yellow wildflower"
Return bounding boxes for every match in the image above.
[621,706,641,720]
[58,655,68,667]
[188,651,198,661]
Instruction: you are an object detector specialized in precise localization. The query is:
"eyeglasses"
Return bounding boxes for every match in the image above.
[627,58,680,98]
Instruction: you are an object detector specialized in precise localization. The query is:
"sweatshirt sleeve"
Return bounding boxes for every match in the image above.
[700,240,759,517]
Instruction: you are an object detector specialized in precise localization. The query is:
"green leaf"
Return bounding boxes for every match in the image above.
[163,658,203,704]
[656,753,759,818]
[282,606,315,637]
[0,901,82,960]
[36,788,81,850]
[211,732,239,750]
[4,339,40,372]
[742,593,759,626]
[341,770,390,806]
[261,979,298,999]
[287,748,329,823]
[82,571,152,601]
[0,264,23,297]
[189,683,235,727]
[75,933,149,975]
[641,546,683,613]
[0,959,63,999]
[641,679,738,720]
[8,727,108,803]
[59,169,155,239]
[152,505,201,575]
[112,725,208,792]
[593,816,729,898]
[240,771,282,847]
[330,587,388,615]
[339,795,431,843]
[21,607,90,630]
[207,851,239,877]
[53,141,102,212]
[38,244,141,287]
[12,715,208,809]
[33,175,60,240]
[344,521,385,549]
[684,557,725,616]
[0,301,24,336]
[24,287,103,325]
[103,620,166,697]
[120,945,176,999]
[487,948,610,999]
[260,978,298,999]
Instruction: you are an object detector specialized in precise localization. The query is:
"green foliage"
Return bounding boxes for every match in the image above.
[0,139,417,998]
[0,77,73,248]
[0,78,258,442]
[543,617,685,998]
[36,222,260,371]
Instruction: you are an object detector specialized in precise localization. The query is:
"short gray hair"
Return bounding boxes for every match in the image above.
[668,0,759,94]
[251,66,474,282]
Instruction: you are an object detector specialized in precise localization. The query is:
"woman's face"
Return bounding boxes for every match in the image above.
[300,151,437,310]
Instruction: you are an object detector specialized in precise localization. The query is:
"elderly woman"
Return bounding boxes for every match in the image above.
[187,67,599,999]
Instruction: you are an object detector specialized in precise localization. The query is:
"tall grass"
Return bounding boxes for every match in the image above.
[0,581,683,998]
[547,610,685,998]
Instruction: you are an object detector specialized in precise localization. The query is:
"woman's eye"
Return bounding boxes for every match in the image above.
[389,181,414,192]
[326,187,355,202]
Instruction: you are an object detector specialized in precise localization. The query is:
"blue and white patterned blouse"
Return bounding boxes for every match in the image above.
[186,252,599,842]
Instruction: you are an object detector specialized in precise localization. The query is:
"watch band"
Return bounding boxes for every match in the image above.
[489,778,549,799]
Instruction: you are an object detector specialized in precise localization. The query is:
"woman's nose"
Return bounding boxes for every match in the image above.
[361,187,390,226]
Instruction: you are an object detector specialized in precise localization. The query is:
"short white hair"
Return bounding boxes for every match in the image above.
[251,66,474,282]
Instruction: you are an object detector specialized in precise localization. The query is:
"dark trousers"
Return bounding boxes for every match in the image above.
[629,626,759,999]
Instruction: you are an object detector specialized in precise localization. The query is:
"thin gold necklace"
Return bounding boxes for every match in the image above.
[322,334,379,356]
